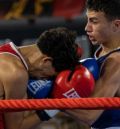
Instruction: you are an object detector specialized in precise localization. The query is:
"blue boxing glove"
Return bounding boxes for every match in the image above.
[27,78,53,99]
[27,78,59,121]
[80,50,117,80]
[80,58,100,80]
[80,53,110,80]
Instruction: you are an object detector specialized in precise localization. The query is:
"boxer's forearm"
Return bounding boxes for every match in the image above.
[65,109,103,125]
[20,111,42,129]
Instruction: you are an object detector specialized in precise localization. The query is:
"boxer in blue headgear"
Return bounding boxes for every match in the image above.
[65,0,120,129]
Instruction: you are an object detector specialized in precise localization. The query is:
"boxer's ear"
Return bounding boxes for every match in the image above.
[112,19,120,32]
[42,56,53,64]
[38,56,53,69]
[41,56,57,75]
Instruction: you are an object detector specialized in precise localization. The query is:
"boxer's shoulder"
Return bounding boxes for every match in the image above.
[101,52,120,68]
[108,51,120,58]
[0,54,27,72]
[0,57,28,84]
[110,52,120,64]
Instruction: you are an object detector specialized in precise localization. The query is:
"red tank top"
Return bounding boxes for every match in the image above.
[0,42,28,129]
[0,42,28,69]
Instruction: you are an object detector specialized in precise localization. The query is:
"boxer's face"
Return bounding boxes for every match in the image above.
[85,10,114,46]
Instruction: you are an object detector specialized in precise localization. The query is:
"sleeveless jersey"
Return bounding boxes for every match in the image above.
[0,42,28,70]
[0,42,28,129]
[91,46,120,128]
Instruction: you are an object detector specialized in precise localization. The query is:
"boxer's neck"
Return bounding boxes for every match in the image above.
[18,44,45,69]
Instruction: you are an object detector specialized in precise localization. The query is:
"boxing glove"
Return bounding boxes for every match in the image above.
[38,65,95,121]
[80,58,100,80]
[27,78,59,121]
[51,65,95,98]
[80,49,118,80]
[27,78,53,99]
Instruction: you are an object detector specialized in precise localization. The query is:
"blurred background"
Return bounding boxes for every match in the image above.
[0,0,98,129]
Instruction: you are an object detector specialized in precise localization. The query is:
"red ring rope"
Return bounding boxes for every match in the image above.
[0,97,120,112]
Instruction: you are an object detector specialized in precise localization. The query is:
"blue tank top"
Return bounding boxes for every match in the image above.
[91,47,120,128]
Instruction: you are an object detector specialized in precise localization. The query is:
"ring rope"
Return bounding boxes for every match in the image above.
[0,97,120,111]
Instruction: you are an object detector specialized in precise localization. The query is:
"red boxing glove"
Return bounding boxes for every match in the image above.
[51,65,95,98]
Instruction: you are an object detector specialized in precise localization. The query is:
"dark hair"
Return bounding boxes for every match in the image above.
[36,27,79,72]
[86,0,120,21]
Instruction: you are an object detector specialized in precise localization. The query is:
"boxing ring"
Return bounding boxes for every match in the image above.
[0,97,120,111]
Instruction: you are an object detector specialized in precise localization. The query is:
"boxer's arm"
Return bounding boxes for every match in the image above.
[65,55,120,125]
[0,68,41,129]
[18,111,42,129]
